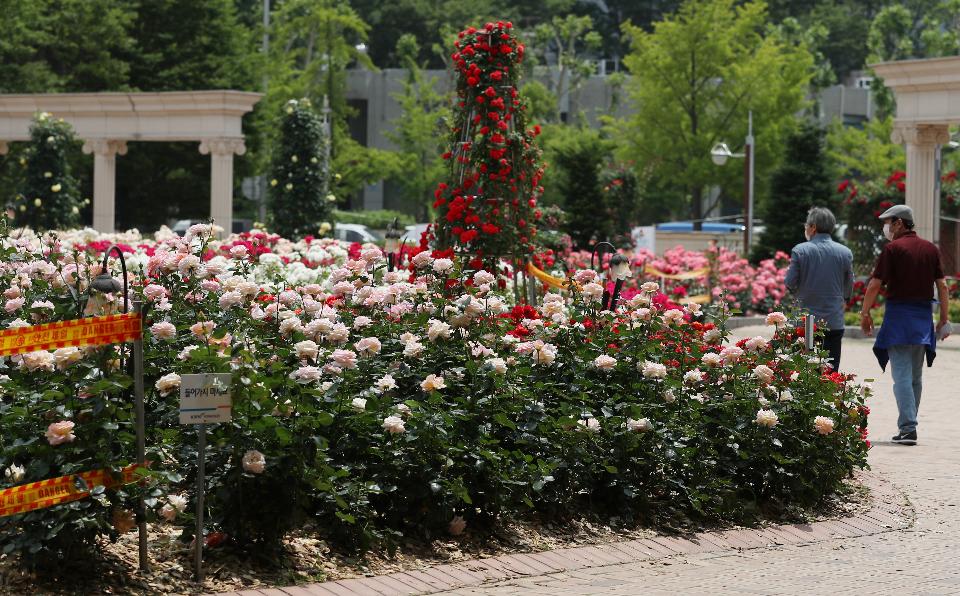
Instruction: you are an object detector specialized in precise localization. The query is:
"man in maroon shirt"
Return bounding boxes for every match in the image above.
[860,205,951,446]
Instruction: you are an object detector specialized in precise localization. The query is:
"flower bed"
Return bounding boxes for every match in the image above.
[0,225,868,571]
[558,245,790,313]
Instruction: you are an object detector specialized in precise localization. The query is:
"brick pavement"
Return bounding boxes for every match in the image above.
[240,327,960,596]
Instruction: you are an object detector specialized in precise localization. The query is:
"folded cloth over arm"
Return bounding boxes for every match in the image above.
[873,300,937,371]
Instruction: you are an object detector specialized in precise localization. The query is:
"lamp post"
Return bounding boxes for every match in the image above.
[607,253,632,310]
[384,218,401,272]
[89,245,149,571]
[711,110,755,257]
[590,241,618,309]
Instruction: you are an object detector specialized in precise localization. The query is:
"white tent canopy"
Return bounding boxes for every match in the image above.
[0,90,261,233]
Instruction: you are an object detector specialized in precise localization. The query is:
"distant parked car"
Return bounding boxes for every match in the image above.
[400,223,431,246]
[334,223,381,243]
[656,221,744,233]
[171,219,205,236]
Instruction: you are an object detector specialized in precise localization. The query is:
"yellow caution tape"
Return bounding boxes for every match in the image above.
[0,312,142,357]
[526,262,570,290]
[0,463,147,518]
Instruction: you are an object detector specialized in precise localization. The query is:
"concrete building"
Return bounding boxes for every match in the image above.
[345,66,874,215]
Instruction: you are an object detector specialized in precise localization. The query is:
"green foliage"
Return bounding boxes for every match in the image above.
[332,209,414,229]
[753,122,835,261]
[13,114,83,231]
[543,125,637,249]
[268,99,333,239]
[620,0,813,227]
[532,15,603,122]
[386,34,450,221]
[826,116,905,181]
[0,0,135,93]
[520,81,558,130]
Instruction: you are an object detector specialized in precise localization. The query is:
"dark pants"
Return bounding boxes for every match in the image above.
[818,329,844,371]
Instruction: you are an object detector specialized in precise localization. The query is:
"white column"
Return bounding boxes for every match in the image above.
[199,138,246,235]
[81,139,128,232]
[892,123,950,241]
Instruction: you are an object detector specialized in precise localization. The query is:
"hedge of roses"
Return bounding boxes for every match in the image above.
[559,245,790,313]
[0,224,868,570]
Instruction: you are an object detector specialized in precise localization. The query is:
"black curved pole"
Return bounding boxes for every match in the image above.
[590,241,616,309]
[100,245,129,314]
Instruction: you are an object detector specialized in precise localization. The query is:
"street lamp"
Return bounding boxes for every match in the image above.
[90,245,130,313]
[384,218,401,272]
[87,245,149,571]
[711,110,755,257]
[607,253,632,310]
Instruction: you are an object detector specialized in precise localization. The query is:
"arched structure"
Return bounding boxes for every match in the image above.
[0,91,261,233]
[871,56,960,243]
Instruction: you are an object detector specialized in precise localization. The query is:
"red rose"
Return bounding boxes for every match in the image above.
[467,76,479,86]
[490,71,503,81]
[484,86,496,97]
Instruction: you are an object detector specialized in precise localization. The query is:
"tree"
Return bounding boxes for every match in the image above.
[386,34,449,221]
[532,15,603,122]
[0,0,135,94]
[542,125,612,248]
[620,0,813,230]
[433,22,546,264]
[14,113,83,231]
[826,116,904,181]
[752,122,835,261]
[116,0,257,231]
[268,99,332,238]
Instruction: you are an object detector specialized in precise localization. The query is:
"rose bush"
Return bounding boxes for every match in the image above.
[0,223,869,569]
[561,245,790,313]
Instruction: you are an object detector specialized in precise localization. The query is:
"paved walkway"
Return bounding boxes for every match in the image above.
[244,328,960,596]
[439,327,960,596]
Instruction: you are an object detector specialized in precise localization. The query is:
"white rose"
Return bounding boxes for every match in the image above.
[150,321,177,340]
[375,374,397,393]
[814,416,835,435]
[593,355,617,371]
[640,361,667,379]
[626,418,652,433]
[427,319,453,341]
[294,340,319,361]
[351,397,367,411]
[155,372,181,396]
[382,415,406,434]
[242,450,266,474]
[432,258,454,273]
[421,374,446,392]
[755,409,779,428]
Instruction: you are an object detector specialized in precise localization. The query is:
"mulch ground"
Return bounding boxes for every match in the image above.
[0,478,869,595]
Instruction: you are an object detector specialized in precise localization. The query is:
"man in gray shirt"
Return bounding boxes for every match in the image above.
[784,207,854,370]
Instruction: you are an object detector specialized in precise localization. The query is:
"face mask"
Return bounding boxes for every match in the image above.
[883,223,894,241]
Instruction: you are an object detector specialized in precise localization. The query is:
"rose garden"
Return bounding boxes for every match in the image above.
[1,4,959,595]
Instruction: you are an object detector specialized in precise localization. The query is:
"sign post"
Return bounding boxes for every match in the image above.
[179,373,231,582]
[132,301,149,572]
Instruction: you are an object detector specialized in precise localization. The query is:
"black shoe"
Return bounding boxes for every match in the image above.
[891,431,917,445]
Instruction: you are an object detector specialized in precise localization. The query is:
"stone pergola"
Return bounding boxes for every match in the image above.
[0,91,262,233]
[872,56,960,243]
